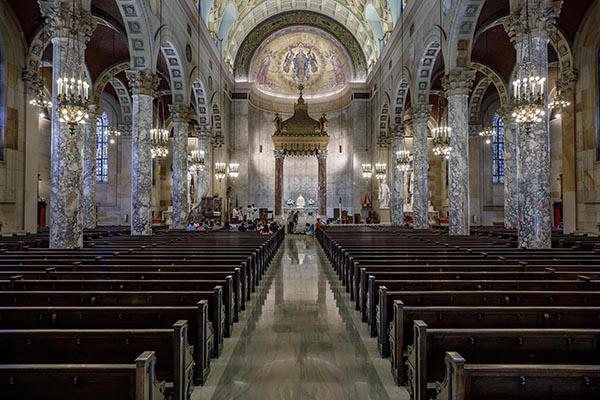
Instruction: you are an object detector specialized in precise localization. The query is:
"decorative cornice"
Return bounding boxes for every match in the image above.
[126,69,159,97]
[169,104,192,123]
[442,69,476,96]
[411,104,433,124]
[503,0,562,43]
[38,0,96,42]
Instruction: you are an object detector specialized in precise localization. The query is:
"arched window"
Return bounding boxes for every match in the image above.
[492,113,505,184]
[96,113,109,183]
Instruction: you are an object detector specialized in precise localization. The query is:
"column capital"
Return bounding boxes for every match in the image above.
[22,69,44,95]
[442,69,476,96]
[169,104,192,123]
[556,68,578,93]
[39,0,96,42]
[503,0,562,43]
[496,105,514,121]
[273,149,286,159]
[410,104,432,124]
[86,104,99,120]
[316,149,328,160]
[126,69,160,97]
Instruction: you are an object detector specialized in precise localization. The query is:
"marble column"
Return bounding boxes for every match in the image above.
[499,107,519,229]
[169,105,191,229]
[391,136,405,225]
[317,150,328,217]
[411,104,432,229]
[83,105,98,230]
[274,150,285,217]
[557,71,578,233]
[196,133,212,203]
[505,1,560,248]
[126,70,159,236]
[42,2,96,248]
[443,69,476,235]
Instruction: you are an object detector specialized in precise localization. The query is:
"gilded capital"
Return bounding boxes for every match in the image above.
[504,0,562,43]
[39,0,96,42]
[410,104,432,124]
[316,149,328,160]
[126,69,160,97]
[442,69,476,96]
[556,68,578,94]
[169,104,192,123]
[273,149,286,159]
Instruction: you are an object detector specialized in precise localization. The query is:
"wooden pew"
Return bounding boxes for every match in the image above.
[0,320,194,400]
[435,352,600,400]
[408,322,600,400]
[0,351,169,400]
[388,304,600,386]
[0,302,213,384]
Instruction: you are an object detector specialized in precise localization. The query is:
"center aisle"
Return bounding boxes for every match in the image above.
[193,235,407,400]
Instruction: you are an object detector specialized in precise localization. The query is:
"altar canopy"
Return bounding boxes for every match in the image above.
[272,86,330,217]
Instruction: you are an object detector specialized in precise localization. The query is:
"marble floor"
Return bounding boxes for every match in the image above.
[193,235,408,400]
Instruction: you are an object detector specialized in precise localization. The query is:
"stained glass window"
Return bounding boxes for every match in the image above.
[492,113,505,184]
[96,113,109,183]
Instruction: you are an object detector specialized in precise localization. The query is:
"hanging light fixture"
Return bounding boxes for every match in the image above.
[214,162,227,182]
[375,163,387,181]
[362,163,373,179]
[479,125,495,145]
[511,0,546,124]
[150,97,169,159]
[396,149,412,171]
[189,149,205,172]
[432,95,452,159]
[107,126,121,144]
[54,1,90,131]
[30,75,52,117]
[228,163,239,179]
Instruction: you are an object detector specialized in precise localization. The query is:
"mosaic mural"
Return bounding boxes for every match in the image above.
[249,26,352,98]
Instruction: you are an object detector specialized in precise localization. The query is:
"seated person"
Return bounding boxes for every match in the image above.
[185,223,196,232]
[238,222,248,232]
[269,221,279,232]
[221,221,233,231]
[260,226,272,236]
[247,220,257,231]
[304,223,315,235]
[316,218,326,228]
[212,221,222,231]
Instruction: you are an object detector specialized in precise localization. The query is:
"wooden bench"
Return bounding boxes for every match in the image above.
[0,320,194,400]
[408,322,600,400]
[0,351,168,400]
[435,351,600,400]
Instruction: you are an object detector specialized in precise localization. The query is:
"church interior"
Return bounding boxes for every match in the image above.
[1,0,600,399]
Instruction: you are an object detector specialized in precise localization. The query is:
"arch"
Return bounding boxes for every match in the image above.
[211,103,223,147]
[226,2,381,71]
[192,77,210,128]
[233,10,368,81]
[468,76,491,126]
[115,0,156,70]
[445,0,485,70]
[93,62,130,105]
[470,61,509,107]
[378,101,391,148]
[159,38,190,105]
[108,77,133,134]
[414,37,442,104]
[393,77,410,128]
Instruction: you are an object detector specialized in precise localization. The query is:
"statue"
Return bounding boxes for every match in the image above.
[379,181,391,209]
[296,194,306,208]
[273,113,282,133]
[319,113,328,133]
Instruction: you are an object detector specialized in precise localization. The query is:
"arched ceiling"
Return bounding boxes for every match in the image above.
[203,0,394,69]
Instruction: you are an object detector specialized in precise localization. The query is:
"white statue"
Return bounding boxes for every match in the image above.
[296,194,306,208]
[379,181,391,209]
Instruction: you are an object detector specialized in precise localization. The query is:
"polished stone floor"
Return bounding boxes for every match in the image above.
[193,235,407,400]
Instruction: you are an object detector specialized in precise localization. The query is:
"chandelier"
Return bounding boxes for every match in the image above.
[150,97,169,159]
[54,2,90,131]
[215,162,227,182]
[548,88,570,116]
[375,163,387,181]
[189,149,205,172]
[396,149,412,171]
[30,76,52,117]
[362,163,372,179]
[107,126,121,144]
[228,163,240,179]
[479,126,495,144]
[511,0,546,124]
[432,97,452,159]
